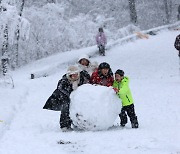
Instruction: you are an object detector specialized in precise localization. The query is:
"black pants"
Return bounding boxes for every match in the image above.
[98,45,105,56]
[60,103,72,128]
[119,104,138,128]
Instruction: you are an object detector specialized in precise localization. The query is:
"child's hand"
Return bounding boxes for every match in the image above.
[113,88,119,93]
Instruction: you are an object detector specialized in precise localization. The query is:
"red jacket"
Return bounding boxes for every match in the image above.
[90,69,114,87]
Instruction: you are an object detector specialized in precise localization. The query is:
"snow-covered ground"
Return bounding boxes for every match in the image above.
[0,30,180,154]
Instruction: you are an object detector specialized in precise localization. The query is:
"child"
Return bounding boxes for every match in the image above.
[90,62,114,87]
[96,27,107,56]
[77,54,98,76]
[113,69,139,128]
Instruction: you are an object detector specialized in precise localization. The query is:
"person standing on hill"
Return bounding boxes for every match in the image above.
[96,27,107,56]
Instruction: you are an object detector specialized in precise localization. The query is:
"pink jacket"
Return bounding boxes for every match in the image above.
[96,32,107,46]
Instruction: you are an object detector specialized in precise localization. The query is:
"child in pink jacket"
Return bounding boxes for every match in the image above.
[96,27,107,56]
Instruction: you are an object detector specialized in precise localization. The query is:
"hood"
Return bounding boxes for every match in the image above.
[66,65,80,76]
[78,54,90,63]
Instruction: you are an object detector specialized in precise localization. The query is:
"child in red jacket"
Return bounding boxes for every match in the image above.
[90,62,114,87]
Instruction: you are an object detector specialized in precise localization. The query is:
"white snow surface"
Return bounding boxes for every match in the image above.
[70,84,121,131]
[0,30,180,154]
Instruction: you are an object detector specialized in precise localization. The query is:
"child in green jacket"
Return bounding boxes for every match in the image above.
[113,69,139,128]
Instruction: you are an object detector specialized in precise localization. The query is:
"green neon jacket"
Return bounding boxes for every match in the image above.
[113,76,134,106]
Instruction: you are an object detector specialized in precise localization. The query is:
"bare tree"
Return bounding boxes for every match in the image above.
[14,0,25,67]
[128,0,138,25]
[163,0,172,24]
[178,4,180,21]
[0,5,9,76]
[1,25,9,76]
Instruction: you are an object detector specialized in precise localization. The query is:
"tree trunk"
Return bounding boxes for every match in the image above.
[1,25,9,76]
[163,0,172,24]
[14,0,25,67]
[178,5,180,21]
[19,0,25,16]
[128,0,138,25]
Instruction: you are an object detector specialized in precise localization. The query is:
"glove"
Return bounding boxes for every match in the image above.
[113,88,119,93]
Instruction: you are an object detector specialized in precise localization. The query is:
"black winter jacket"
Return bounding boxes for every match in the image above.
[174,34,180,51]
[43,71,90,111]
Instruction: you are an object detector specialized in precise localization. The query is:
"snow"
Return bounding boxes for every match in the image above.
[70,84,121,131]
[0,30,180,154]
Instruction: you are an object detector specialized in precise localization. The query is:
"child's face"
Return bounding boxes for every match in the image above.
[69,73,79,81]
[101,68,109,76]
[115,74,123,82]
[80,59,89,66]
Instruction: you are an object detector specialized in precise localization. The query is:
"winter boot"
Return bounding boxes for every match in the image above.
[99,45,105,56]
[131,116,139,128]
[119,113,127,127]
[61,127,73,132]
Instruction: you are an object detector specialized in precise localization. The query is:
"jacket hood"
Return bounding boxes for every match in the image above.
[66,65,80,76]
[78,54,90,63]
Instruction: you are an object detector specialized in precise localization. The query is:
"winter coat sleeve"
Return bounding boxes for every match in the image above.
[106,76,114,87]
[106,69,114,86]
[90,71,98,84]
[96,34,99,45]
[43,88,67,111]
[103,33,107,45]
[43,78,72,111]
[174,35,180,51]
[117,80,129,96]
[57,78,72,97]
[112,81,118,89]
[80,70,90,84]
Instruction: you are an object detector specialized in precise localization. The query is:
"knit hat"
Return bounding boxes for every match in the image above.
[67,65,80,76]
[115,69,124,76]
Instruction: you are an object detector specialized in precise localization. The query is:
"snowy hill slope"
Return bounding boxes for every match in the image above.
[17,22,180,79]
[0,30,180,154]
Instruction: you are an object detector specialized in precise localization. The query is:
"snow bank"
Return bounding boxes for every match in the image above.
[70,84,121,131]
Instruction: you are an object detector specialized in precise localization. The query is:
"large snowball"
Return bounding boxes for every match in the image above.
[70,84,121,131]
